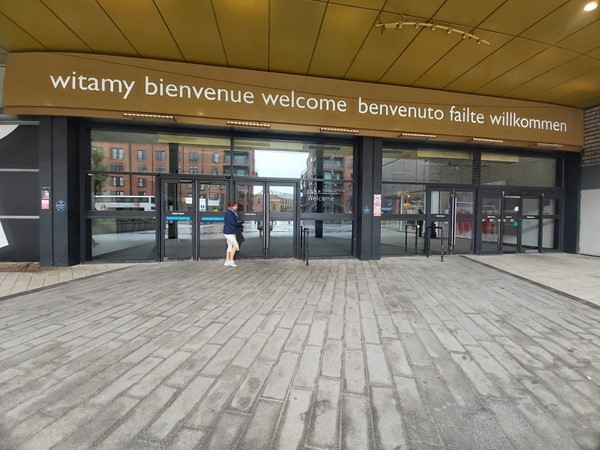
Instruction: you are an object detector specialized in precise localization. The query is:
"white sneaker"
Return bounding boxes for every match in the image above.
[224,261,230,266]
[229,261,238,267]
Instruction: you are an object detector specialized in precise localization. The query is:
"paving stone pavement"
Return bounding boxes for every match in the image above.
[0,256,599,449]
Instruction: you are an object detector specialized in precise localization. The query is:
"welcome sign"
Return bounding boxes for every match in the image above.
[3,52,582,147]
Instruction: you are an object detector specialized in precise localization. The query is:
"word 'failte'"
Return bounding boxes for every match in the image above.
[449,106,484,124]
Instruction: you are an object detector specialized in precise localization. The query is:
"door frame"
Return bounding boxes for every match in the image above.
[477,189,548,254]
[234,178,300,259]
[426,186,476,255]
[157,175,230,261]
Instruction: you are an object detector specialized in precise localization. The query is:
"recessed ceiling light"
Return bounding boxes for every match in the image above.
[584,1,598,11]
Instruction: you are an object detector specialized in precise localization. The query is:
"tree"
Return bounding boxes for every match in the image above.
[91,147,107,194]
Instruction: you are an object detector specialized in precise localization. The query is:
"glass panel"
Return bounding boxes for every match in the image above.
[236,183,264,259]
[92,131,168,173]
[522,197,540,215]
[543,198,559,215]
[237,184,263,214]
[456,191,474,215]
[163,218,193,260]
[163,182,193,212]
[269,184,295,258]
[481,196,501,253]
[90,218,157,261]
[380,219,424,256]
[430,190,451,214]
[503,197,519,215]
[481,154,557,187]
[428,220,449,255]
[93,194,156,212]
[198,183,227,212]
[381,184,425,215]
[522,219,539,252]
[482,197,501,216]
[301,180,353,213]
[382,148,474,183]
[454,219,473,253]
[502,219,518,252]
[300,220,353,257]
[233,139,353,180]
[199,222,226,259]
[542,219,559,250]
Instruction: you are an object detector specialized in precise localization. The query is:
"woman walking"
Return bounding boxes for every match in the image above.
[223,200,241,267]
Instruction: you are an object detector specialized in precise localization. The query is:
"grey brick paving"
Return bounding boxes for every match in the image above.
[0,257,600,449]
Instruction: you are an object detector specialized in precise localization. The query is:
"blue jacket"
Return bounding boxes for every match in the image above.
[223,208,240,234]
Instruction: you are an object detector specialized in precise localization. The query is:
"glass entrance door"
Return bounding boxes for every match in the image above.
[235,181,296,259]
[480,195,502,253]
[427,188,475,255]
[521,196,541,252]
[478,193,542,254]
[160,178,228,260]
[501,196,521,253]
[161,178,195,260]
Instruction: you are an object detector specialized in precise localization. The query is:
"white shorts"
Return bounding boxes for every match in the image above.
[224,234,239,252]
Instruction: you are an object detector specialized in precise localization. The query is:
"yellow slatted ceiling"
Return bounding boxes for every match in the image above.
[270,0,325,74]
[433,0,506,28]
[212,0,269,70]
[0,0,89,52]
[520,0,599,44]
[414,30,512,90]
[380,29,463,86]
[507,56,600,98]
[345,21,419,82]
[43,0,137,56]
[308,4,378,78]
[97,0,183,60]
[154,0,226,65]
[0,0,599,108]
[384,0,446,19]
[479,0,568,35]
[446,38,550,92]
[476,47,579,96]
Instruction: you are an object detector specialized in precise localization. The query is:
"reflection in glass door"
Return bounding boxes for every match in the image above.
[197,182,228,259]
[236,182,296,259]
[162,179,195,260]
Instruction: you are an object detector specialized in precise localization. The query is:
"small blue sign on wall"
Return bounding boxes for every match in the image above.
[166,216,191,221]
[201,216,225,222]
[56,200,66,212]
[363,205,370,215]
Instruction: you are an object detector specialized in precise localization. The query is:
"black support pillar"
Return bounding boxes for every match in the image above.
[356,137,382,260]
[39,117,81,266]
[563,151,581,253]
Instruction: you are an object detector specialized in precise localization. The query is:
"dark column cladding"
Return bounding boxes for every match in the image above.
[39,117,81,266]
[562,152,581,254]
[356,137,382,260]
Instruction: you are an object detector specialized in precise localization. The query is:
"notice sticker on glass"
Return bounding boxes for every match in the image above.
[0,221,8,249]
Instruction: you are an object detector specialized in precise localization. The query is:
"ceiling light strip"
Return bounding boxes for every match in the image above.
[320,127,359,134]
[399,132,437,139]
[536,142,564,148]
[226,120,271,128]
[471,137,504,143]
[123,112,174,120]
